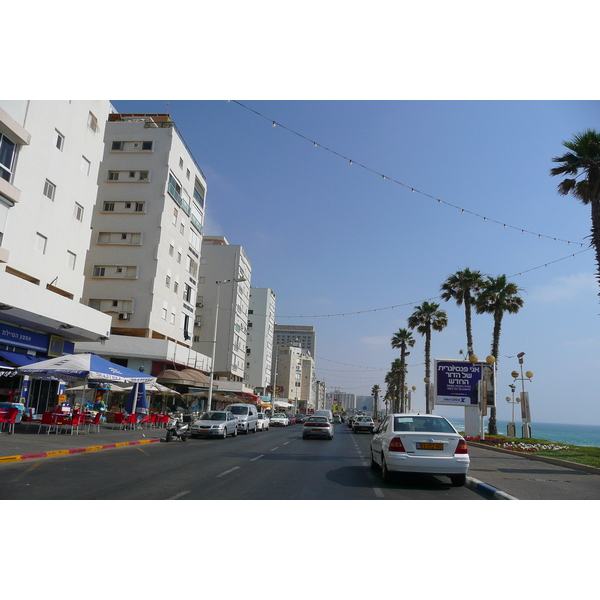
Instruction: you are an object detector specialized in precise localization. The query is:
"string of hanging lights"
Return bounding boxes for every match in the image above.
[229,100,587,248]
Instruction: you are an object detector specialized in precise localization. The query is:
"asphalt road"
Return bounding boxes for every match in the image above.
[0,422,483,500]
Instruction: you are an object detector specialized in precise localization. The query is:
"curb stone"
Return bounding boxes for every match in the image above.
[0,437,162,464]
[466,475,519,500]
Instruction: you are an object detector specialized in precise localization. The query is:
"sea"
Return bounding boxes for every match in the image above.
[445,417,600,448]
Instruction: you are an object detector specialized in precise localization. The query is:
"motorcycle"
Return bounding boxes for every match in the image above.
[165,415,190,442]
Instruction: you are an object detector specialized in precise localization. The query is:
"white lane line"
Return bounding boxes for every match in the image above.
[250,455,264,461]
[270,447,279,452]
[168,490,191,500]
[216,466,240,478]
[283,441,290,445]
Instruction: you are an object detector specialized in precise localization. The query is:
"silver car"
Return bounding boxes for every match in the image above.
[191,411,238,439]
[257,412,270,431]
[302,416,334,440]
[370,414,469,485]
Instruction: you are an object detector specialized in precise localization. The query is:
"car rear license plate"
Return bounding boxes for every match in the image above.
[312,428,323,432]
[417,442,443,450]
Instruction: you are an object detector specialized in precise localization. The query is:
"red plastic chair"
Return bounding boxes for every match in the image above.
[112,412,125,430]
[0,406,19,434]
[85,412,102,433]
[37,412,57,434]
[60,413,84,435]
[121,414,138,430]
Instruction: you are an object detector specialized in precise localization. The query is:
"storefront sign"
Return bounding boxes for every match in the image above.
[434,359,495,407]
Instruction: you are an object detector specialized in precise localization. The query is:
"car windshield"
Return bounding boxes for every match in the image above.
[229,406,249,415]
[200,412,226,421]
[393,416,456,433]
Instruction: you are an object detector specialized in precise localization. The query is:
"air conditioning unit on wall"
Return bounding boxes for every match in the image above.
[118,313,130,321]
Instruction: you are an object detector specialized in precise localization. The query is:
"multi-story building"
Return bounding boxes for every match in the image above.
[245,287,276,393]
[0,100,113,410]
[193,236,252,386]
[76,112,211,376]
[275,344,316,413]
[273,324,316,358]
[326,389,356,413]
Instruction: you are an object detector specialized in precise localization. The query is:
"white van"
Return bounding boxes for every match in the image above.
[313,409,334,423]
[227,403,258,434]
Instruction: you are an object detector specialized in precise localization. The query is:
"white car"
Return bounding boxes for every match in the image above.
[191,411,239,439]
[270,413,289,427]
[302,415,334,440]
[353,416,375,433]
[257,412,270,431]
[370,414,470,486]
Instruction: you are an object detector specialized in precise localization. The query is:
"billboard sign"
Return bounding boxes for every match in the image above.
[434,359,495,407]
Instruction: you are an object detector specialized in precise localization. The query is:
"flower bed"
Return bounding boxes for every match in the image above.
[464,436,569,453]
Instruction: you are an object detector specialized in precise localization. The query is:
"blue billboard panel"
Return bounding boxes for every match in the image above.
[435,360,482,406]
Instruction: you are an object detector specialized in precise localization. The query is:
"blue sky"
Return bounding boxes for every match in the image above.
[112,99,600,426]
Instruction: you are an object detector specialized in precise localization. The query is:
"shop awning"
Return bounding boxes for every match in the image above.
[0,351,41,367]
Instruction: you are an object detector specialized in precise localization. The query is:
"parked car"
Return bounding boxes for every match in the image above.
[353,416,375,433]
[257,412,270,431]
[227,403,258,434]
[191,411,238,439]
[302,415,334,440]
[314,409,334,423]
[294,414,306,424]
[270,413,289,427]
[370,414,470,486]
[287,414,297,425]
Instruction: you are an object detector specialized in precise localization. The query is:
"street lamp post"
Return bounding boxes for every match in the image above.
[505,384,519,437]
[511,352,534,438]
[206,277,246,412]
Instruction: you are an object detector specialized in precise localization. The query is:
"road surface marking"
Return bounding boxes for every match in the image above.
[373,488,385,499]
[270,447,279,452]
[250,455,264,461]
[169,490,191,500]
[216,466,240,477]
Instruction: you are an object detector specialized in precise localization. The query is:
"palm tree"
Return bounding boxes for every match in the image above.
[371,384,381,421]
[391,328,415,413]
[407,301,448,414]
[440,268,485,357]
[385,359,402,413]
[475,274,524,435]
[550,129,600,292]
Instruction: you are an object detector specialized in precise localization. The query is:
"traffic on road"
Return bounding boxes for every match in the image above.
[0,414,482,501]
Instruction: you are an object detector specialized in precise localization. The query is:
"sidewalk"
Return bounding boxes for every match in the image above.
[0,421,163,463]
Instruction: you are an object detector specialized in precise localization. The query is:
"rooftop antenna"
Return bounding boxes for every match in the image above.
[164,101,170,116]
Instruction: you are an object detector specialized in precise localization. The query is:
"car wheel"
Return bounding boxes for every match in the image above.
[450,474,466,487]
[381,455,392,483]
[328,434,334,440]
[165,430,172,443]
[222,428,227,439]
[233,427,238,437]
[244,426,249,434]
[302,435,308,440]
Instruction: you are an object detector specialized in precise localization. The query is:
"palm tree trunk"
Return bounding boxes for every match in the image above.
[425,329,431,414]
[590,200,600,295]
[488,312,503,436]
[464,296,474,355]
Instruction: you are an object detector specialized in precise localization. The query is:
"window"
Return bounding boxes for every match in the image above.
[111,141,123,151]
[135,202,144,212]
[183,283,193,302]
[179,157,184,169]
[93,266,106,277]
[35,233,47,254]
[166,274,171,288]
[87,111,98,132]
[81,156,90,175]
[193,177,206,209]
[74,203,84,221]
[139,171,149,181]
[174,281,179,293]
[172,208,178,226]
[169,244,174,257]
[186,168,190,180]
[43,179,56,200]
[66,251,76,270]
[103,202,115,211]
[108,171,119,181]
[142,141,153,151]
[55,130,64,151]
[0,133,16,182]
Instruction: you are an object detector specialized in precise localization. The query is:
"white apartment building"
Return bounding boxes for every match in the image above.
[193,236,252,384]
[275,344,316,412]
[0,100,113,409]
[326,390,356,413]
[76,112,211,376]
[245,287,276,393]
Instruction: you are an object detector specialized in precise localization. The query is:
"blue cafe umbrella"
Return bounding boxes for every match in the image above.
[124,381,148,417]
